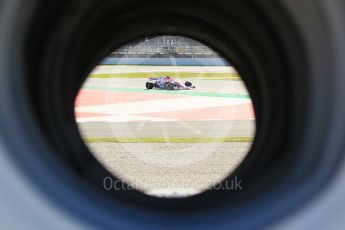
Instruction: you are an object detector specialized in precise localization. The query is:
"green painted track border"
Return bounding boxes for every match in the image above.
[84,86,250,99]
[84,137,253,143]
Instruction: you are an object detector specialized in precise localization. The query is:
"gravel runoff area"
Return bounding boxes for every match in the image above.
[88,142,251,197]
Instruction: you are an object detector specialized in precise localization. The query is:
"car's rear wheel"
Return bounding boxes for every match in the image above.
[146,82,154,89]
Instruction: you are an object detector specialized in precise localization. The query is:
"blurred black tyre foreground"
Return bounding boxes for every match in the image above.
[1,0,345,229]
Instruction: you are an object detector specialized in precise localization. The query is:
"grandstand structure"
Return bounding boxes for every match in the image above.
[111,36,220,59]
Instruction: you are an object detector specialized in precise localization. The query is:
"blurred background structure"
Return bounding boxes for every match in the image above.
[111,36,219,58]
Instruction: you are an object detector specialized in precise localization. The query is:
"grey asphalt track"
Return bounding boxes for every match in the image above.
[79,120,255,138]
[88,142,251,197]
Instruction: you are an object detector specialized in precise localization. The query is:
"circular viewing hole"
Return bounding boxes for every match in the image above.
[74,35,256,198]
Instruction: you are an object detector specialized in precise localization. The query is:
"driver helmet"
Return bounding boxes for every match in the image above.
[165,76,173,82]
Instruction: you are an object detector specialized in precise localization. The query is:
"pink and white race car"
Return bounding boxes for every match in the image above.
[145,76,195,90]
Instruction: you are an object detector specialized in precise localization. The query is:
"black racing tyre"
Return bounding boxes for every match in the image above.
[1,0,345,229]
[146,82,154,89]
[185,81,193,87]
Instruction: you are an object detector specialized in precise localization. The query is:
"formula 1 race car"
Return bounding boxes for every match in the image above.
[145,76,195,90]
